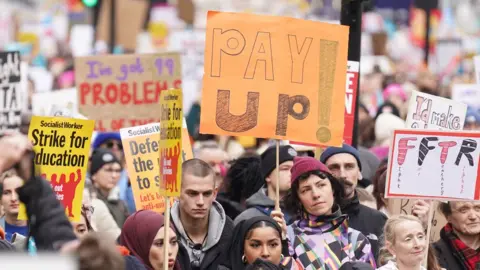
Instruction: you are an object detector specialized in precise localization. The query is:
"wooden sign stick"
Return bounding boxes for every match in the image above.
[275,140,280,210]
[163,196,171,270]
[422,201,435,268]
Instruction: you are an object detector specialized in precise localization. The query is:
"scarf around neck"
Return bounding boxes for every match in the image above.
[297,204,348,234]
[444,223,480,270]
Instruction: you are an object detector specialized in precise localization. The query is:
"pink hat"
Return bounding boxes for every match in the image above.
[383,84,407,101]
[291,156,331,184]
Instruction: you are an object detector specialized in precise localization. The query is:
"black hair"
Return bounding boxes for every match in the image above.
[225,155,264,203]
[283,170,346,218]
[245,258,285,270]
[439,202,452,217]
[245,220,281,241]
[375,101,401,120]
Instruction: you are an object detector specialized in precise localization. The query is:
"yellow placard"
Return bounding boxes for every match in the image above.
[19,116,95,222]
[159,89,183,197]
[121,117,190,212]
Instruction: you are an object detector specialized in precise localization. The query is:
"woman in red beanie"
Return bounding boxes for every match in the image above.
[283,156,376,269]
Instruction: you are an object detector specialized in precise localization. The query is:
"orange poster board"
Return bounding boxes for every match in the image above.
[200,11,348,146]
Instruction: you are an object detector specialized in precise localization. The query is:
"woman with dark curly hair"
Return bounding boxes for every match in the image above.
[282,156,376,269]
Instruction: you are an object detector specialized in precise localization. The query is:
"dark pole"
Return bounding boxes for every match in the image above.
[424,3,431,65]
[109,0,116,53]
[341,0,364,149]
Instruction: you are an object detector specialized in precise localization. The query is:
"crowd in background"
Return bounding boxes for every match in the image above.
[0,0,480,269]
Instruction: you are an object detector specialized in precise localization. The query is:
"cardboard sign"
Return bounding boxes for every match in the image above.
[120,119,192,212]
[96,0,149,51]
[386,129,480,201]
[200,11,348,146]
[406,90,467,131]
[75,53,181,131]
[0,51,23,131]
[388,199,447,243]
[21,116,95,221]
[289,60,359,146]
[452,84,480,111]
[32,88,78,117]
[159,89,183,197]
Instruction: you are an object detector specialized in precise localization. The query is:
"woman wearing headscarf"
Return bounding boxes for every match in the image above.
[119,210,190,270]
[283,156,376,269]
[219,216,290,270]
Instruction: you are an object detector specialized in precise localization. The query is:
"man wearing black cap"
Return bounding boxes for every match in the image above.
[234,145,297,225]
[321,144,387,260]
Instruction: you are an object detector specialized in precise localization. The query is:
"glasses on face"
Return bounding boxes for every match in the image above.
[104,141,123,150]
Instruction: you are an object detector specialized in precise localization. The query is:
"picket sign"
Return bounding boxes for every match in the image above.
[386,129,480,200]
[405,90,467,131]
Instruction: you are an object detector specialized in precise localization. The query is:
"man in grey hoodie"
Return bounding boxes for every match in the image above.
[171,159,233,270]
[234,145,297,226]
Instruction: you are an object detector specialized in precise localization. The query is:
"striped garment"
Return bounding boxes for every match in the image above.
[285,210,376,270]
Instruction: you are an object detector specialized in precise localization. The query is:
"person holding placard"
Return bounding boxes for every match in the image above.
[283,156,376,269]
[321,144,387,259]
[433,201,480,270]
[234,145,297,226]
[170,159,233,270]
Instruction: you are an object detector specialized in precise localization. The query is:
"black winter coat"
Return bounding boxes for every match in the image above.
[176,217,234,270]
[341,194,387,261]
[433,227,469,270]
[17,176,77,251]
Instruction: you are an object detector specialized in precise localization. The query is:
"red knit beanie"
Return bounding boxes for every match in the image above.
[290,156,331,183]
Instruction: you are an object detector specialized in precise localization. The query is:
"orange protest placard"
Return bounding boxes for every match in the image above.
[200,11,348,146]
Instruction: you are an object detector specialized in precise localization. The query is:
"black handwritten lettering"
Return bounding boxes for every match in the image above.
[418,137,438,166]
[455,139,477,166]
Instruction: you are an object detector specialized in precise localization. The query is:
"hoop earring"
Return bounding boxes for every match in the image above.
[281,254,285,260]
[242,255,247,263]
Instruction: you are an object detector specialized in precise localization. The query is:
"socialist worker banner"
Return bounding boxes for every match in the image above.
[19,116,95,222]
